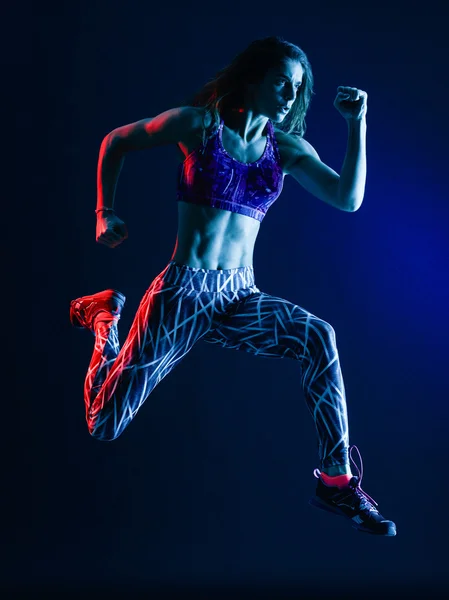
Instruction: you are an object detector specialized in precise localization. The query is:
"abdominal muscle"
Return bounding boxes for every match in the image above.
[171,201,261,270]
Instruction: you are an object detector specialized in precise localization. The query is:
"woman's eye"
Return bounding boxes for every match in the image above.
[276,80,301,90]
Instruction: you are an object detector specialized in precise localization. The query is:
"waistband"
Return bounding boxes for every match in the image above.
[163,260,256,292]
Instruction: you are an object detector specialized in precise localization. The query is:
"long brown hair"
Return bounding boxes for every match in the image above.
[186,36,315,143]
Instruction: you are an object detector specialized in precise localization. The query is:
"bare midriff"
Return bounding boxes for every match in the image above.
[171,201,261,270]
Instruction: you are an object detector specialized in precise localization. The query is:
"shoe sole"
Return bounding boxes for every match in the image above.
[309,497,396,536]
[69,290,126,329]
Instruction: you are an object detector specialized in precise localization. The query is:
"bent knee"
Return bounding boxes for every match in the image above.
[308,318,337,346]
[89,425,122,442]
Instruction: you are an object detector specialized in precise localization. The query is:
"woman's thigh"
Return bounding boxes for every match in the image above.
[203,291,323,360]
[90,278,214,437]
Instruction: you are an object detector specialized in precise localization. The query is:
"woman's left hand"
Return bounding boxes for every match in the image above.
[334,86,368,120]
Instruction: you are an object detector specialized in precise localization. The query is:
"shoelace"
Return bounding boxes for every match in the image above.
[314,444,379,509]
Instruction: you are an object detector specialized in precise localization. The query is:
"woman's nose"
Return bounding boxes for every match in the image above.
[284,84,295,101]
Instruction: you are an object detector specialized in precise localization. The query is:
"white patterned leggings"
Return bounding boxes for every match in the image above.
[84,261,350,469]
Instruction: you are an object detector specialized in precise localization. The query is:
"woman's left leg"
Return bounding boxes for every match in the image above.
[203,290,350,471]
[204,289,397,536]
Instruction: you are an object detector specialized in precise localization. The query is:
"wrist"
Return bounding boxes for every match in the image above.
[95,206,115,215]
[346,116,367,128]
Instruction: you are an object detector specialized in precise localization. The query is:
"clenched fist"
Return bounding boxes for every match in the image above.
[96,211,128,248]
[334,86,368,121]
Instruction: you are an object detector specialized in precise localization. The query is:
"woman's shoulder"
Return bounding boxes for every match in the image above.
[272,128,307,153]
[172,106,217,157]
[272,128,313,172]
[177,106,214,131]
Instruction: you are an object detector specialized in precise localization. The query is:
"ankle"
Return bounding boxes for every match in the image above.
[320,471,353,488]
[321,464,351,477]
[94,310,118,328]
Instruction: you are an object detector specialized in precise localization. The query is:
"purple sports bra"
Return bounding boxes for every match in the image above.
[176,117,285,222]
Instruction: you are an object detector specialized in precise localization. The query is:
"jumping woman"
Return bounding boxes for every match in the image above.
[70,36,396,536]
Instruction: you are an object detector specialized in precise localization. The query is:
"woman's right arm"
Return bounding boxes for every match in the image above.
[96,106,203,212]
[94,106,204,248]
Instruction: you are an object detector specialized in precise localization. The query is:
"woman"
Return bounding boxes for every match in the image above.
[70,36,396,536]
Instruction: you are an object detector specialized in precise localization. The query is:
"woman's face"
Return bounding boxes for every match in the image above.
[250,58,304,122]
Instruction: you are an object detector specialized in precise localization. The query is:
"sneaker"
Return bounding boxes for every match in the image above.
[309,445,397,536]
[69,289,126,331]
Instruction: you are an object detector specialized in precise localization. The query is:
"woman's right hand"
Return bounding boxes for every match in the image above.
[95,211,128,248]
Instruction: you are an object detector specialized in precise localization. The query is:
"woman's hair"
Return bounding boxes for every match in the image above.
[186,36,314,142]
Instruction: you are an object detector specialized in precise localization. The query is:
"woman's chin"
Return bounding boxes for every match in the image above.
[273,112,287,123]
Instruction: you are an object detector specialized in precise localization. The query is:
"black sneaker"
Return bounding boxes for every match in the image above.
[309,445,397,536]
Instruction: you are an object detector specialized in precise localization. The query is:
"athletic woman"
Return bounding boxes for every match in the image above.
[70,36,396,536]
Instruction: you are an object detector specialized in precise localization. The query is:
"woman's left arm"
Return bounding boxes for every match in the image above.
[283,86,368,212]
[334,86,368,212]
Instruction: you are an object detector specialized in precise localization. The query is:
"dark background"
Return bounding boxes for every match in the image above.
[11,0,449,598]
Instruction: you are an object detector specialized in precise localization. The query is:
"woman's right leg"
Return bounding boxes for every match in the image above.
[73,264,212,441]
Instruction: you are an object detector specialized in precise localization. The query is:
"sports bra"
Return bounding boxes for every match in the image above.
[176,117,285,222]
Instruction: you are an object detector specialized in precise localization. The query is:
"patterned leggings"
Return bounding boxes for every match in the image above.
[84,261,350,469]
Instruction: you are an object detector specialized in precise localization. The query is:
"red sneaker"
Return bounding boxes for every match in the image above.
[69,289,126,331]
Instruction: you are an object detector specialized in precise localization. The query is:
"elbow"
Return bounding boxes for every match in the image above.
[102,132,124,157]
[336,181,364,212]
[344,203,361,213]
[102,132,116,149]
[349,197,364,212]
[340,195,363,212]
